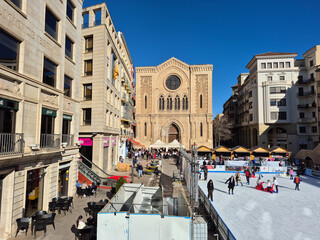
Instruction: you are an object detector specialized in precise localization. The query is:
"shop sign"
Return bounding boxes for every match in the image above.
[103,137,109,147]
[42,108,57,117]
[112,136,117,146]
[78,138,92,146]
[0,97,19,111]
[63,114,72,121]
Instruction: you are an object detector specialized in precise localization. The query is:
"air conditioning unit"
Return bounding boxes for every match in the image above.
[31,144,40,151]
[61,142,67,148]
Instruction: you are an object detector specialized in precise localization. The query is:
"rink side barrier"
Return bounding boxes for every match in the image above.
[198,188,236,240]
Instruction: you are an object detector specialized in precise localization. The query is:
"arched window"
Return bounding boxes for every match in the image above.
[144,122,147,136]
[200,94,203,108]
[175,96,180,110]
[183,95,188,110]
[159,95,164,110]
[145,95,147,109]
[200,122,203,137]
[167,96,172,110]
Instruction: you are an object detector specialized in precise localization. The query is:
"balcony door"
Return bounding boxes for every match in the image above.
[40,108,56,148]
[0,108,15,133]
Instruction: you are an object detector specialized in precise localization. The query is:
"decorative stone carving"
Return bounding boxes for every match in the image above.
[0,80,21,95]
[41,92,58,105]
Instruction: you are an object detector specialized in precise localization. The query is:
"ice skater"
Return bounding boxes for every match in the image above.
[294,175,301,190]
[207,179,214,201]
[225,175,236,195]
[235,171,243,186]
[245,169,250,184]
[273,177,278,193]
[266,180,273,193]
[203,164,208,181]
[289,168,294,180]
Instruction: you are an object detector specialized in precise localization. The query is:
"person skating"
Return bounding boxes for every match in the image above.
[266,180,273,193]
[245,169,250,185]
[294,175,301,190]
[207,179,214,201]
[203,164,208,181]
[235,171,243,186]
[273,177,279,193]
[289,168,294,180]
[225,175,236,195]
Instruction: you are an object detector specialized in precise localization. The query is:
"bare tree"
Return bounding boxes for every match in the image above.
[213,114,233,147]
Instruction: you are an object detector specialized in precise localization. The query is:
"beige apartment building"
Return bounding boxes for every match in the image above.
[80,3,133,171]
[135,58,213,150]
[0,0,83,238]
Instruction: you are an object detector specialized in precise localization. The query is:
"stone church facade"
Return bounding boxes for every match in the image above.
[135,57,213,150]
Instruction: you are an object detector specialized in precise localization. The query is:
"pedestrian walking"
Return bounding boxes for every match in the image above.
[235,171,243,186]
[273,177,279,193]
[137,162,143,179]
[203,164,208,181]
[225,175,236,195]
[245,169,250,185]
[207,179,214,201]
[294,175,301,190]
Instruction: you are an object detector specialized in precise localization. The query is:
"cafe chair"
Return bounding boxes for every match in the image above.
[43,213,56,230]
[15,218,30,237]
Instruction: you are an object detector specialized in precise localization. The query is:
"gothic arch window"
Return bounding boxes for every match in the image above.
[159,95,164,110]
[145,95,147,109]
[200,122,203,137]
[182,95,188,110]
[144,122,147,136]
[200,94,203,108]
[167,96,172,110]
[175,95,180,110]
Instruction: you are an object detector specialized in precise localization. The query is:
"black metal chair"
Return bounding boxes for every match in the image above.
[87,201,96,209]
[49,201,60,212]
[31,212,47,235]
[83,207,92,217]
[60,201,72,215]
[71,224,80,240]
[33,218,46,239]
[66,196,74,209]
[71,224,92,240]
[52,197,61,203]
[99,199,109,204]
[77,187,83,197]
[15,218,30,237]
[43,213,56,230]
[34,210,48,216]
[86,217,95,226]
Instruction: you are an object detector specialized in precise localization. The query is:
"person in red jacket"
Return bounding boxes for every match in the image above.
[294,175,301,190]
[245,169,250,185]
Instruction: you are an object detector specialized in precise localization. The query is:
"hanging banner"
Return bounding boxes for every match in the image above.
[78,138,92,146]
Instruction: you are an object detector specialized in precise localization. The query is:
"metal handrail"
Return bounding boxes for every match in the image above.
[0,133,24,155]
[40,134,60,149]
[62,134,74,146]
[79,153,112,177]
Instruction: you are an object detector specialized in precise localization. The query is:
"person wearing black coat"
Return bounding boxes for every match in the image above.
[207,179,214,201]
[225,175,236,194]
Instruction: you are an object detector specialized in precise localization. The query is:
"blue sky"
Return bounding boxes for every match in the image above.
[83,0,320,117]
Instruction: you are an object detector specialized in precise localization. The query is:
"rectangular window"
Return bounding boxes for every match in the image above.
[66,0,75,21]
[45,8,59,40]
[64,75,72,97]
[249,114,253,121]
[65,36,73,59]
[278,99,286,106]
[267,63,272,69]
[267,76,272,81]
[278,112,287,120]
[299,127,306,133]
[0,29,20,71]
[270,99,277,106]
[261,63,266,69]
[83,108,91,125]
[43,57,57,87]
[62,118,71,135]
[312,126,317,133]
[299,112,304,118]
[279,62,284,68]
[83,84,92,100]
[285,62,290,68]
[84,60,93,76]
[270,87,286,94]
[271,112,277,120]
[310,60,314,67]
[85,36,93,53]
[9,0,22,9]
[312,112,316,118]
[280,76,285,81]
[273,62,278,68]
[249,91,252,98]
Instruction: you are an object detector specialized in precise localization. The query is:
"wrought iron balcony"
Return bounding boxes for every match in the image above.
[297,78,315,85]
[0,133,24,156]
[40,134,61,149]
[297,91,315,97]
[62,134,74,147]
[298,117,317,123]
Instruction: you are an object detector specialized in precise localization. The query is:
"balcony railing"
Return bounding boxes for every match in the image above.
[297,78,315,85]
[298,117,317,123]
[297,91,315,97]
[62,134,74,147]
[40,134,61,149]
[0,133,24,156]
[298,103,316,109]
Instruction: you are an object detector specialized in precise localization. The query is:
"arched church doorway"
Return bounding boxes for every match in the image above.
[168,123,180,142]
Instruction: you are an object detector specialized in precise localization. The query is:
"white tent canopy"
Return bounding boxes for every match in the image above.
[167,139,184,149]
[149,139,166,149]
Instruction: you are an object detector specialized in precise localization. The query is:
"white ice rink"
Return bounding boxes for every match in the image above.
[198,172,320,240]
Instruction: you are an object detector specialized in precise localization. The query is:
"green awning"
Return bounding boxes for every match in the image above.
[42,108,56,117]
[63,114,72,121]
[0,98,19,111]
